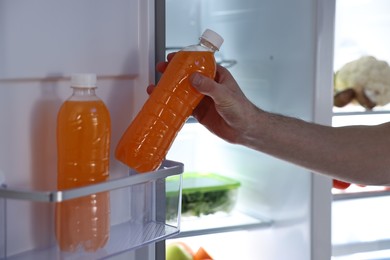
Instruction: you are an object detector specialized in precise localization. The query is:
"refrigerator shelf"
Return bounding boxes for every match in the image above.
[333,188,390,201]
[174,211,273,238]
[0,160,183,260]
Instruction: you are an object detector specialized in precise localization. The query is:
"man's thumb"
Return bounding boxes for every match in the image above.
[190,73,213,94]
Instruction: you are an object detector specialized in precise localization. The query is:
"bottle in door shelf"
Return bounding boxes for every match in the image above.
[55,74,111,252]
[115,29,224,173]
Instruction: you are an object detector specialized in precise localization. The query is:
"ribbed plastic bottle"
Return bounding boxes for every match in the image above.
[55,73,111,252]
[115,29,224,173]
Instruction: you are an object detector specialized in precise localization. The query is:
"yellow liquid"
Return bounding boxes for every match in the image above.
[115,51,216,173]
[56,99,111,252]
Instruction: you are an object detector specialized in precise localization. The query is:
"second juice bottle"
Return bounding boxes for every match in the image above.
[115,29,224,173]
[56,74,111,252]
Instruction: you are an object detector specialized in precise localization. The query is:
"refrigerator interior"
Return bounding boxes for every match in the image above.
[0,1,179,259]
[331,0,390,258]
[165,0,334,259]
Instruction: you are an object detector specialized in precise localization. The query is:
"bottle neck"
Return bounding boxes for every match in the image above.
[199,38,219,52]
[69,86,100,101]
[71,87,96,97]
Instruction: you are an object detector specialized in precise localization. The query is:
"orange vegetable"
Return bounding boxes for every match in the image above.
[333,179,351,190]
[194,247,213,260]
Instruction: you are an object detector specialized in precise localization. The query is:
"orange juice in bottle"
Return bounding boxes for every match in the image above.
[116,29,224,173]
[56,73,111,252]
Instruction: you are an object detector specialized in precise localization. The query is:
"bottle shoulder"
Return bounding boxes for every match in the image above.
[182,44,212,52]
[67,95,102,102]
[58,99,110,122]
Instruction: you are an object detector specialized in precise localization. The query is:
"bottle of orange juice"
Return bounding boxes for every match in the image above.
[116,29,224,173]
[56,73,111,252]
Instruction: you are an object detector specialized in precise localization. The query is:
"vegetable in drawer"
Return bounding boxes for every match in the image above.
[167,172,240,218]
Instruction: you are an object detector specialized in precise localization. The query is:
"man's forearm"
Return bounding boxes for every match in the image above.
[242,110,390,186]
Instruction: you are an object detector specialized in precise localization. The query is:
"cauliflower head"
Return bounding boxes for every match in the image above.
[334,56,390,106]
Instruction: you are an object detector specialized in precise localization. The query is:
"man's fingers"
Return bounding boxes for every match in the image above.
[146,84,155,95]
[156,52,177,73]
[156,62,168,73]
[167,52,176,61]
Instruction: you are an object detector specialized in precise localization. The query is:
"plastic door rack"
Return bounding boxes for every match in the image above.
[0,160,183,260]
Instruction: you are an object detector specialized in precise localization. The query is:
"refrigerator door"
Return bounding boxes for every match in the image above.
[0,0,169,259]
[165,0,334,259]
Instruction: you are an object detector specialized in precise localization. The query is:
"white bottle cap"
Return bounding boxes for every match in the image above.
[201,29,224,50]
[71,73,97,88]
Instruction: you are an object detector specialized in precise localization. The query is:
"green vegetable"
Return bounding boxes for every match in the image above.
[166,172,240,219]
[181,189,235,217]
